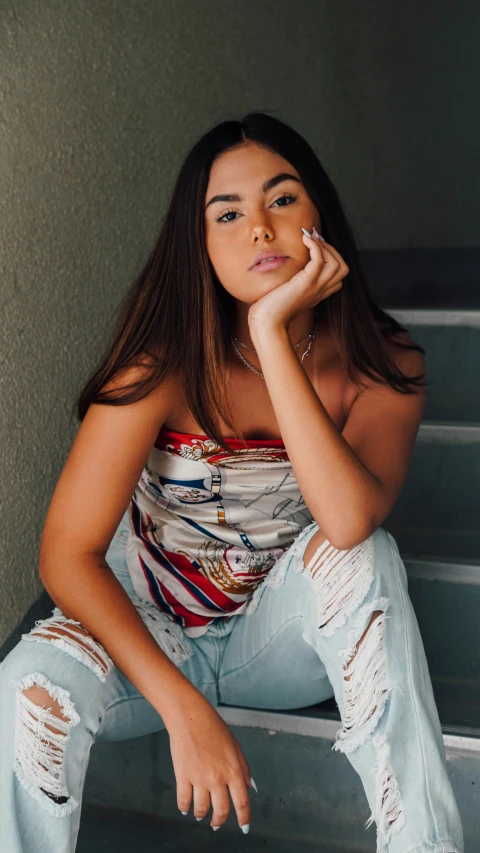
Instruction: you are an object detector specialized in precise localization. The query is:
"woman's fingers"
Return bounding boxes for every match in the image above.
[305,230,349,298]
[177,769,252,832]
[302,230,327,267]
[312,229,349,277]
[193,784,211,821]
[302,232,340,287]
[209,785,231,830]
[228,774,252,833]
[170,700,254,832]
[176,778,193,815]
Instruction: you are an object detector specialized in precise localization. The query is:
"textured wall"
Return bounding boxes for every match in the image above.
[1,0,478,645]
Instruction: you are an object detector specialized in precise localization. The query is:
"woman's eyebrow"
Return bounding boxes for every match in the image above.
[205,172,302,210]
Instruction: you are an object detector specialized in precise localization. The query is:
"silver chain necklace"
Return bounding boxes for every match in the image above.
[231,312,320,379]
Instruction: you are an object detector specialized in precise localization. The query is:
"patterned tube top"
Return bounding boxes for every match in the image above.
[125,425,314,637]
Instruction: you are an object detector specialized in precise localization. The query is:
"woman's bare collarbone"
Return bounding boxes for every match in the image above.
[164,323,358,441]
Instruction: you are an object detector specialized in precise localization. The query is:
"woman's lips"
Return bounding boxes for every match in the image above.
[251,256,288,272]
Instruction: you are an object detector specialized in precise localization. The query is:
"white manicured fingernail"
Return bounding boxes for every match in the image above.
[301,227,312,237]
[196,817,203,821]
[181,811,188,815]
[241,823,250,834]
[212,825,221,831]
[250,776,258,792]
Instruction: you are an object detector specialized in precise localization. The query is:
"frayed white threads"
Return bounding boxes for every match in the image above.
[245,523,318,616]
[366,733,406,851]
[338,597,391,664]
[11,672,80,817]
[334,605,391,754]
[295,535,375,637]
[21,608,114,682]
[133,600,193,666]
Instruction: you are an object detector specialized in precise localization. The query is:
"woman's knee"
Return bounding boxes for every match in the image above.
[18,606,115,682]
[298,527,378,636]
[296,527,401,755]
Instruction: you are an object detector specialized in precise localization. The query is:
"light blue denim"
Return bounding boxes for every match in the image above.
[0,510,464,853]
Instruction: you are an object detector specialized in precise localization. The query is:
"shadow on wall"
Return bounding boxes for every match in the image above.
[0,590,56,664]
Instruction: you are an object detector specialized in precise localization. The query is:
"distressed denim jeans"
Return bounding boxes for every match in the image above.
[0,510,464,853]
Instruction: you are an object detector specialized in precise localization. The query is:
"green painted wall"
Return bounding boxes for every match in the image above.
[1,0,478,645]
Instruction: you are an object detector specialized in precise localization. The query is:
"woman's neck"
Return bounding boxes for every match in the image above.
[231,304,322,355]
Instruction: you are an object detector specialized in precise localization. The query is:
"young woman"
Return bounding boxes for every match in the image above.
[0,113,463,853]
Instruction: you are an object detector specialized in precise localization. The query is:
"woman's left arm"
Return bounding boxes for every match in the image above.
[249,322,426,552]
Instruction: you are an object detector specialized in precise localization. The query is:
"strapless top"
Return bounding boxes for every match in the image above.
[124,425,314,637]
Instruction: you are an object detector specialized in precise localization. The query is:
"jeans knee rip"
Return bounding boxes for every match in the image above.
[296,534,375,637]
[21,608,114,682]
[11,672,80,817]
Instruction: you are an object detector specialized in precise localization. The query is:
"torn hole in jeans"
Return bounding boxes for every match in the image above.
[21,608,114,682]
[365,733,406,850]
[297,533,375,637]
[334,599,392,754]
[11,672,80,817]
[133,599,193,666]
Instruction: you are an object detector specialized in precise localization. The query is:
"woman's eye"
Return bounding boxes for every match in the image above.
[215,192,298,224]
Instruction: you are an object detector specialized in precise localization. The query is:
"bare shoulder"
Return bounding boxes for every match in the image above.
[342,325,427,421]
[341,326,428,530]
[40,358,179,567]
[100,355,178,401]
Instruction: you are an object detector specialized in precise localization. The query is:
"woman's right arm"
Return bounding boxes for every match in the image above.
[38,366,253,831]
[39,366,191,721]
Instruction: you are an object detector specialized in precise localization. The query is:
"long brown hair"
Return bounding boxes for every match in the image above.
[73,111,427,455]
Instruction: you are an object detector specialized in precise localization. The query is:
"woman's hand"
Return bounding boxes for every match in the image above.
[168,690,255,833]
[248,228,349,330]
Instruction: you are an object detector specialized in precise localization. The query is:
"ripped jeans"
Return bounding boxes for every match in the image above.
[0,512,464,853]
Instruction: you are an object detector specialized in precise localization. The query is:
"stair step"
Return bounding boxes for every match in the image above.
[268,678,480,742]
[389,308,480,326]
[218,705,480,750]
[419,422,480,442]
[77,804,341,853]
[83,707,480,851]
[384,430,480,562]
[404,561,480,725]
[387,527,480,562]
[404,553,480,583]
[385,322,480,423]
[362,247,480,311]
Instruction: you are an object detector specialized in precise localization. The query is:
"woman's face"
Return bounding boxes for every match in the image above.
[204,142,321,307]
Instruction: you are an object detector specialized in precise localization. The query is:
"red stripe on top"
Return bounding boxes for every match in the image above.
[155,424,285,448]
[155,577,219,628]
[135,507,240,609]
[158,546,244,611]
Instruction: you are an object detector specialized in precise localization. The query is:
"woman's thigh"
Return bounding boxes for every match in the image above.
[217,522,335,710]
